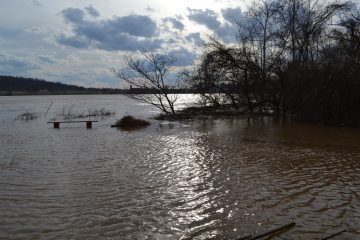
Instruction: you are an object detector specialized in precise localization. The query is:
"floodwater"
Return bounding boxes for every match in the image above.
[0,95,359,240]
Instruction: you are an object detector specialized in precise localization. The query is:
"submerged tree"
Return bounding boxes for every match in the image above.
[189,38,262,113]
[114,51,181,115]
[188,0,359,125]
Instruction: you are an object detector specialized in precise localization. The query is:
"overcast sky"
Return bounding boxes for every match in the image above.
[0,0,248,88]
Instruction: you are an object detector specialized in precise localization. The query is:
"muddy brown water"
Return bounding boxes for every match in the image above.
[0,95,359,239]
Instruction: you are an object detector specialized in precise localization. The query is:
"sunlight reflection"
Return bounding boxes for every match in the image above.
[157,132,220,237]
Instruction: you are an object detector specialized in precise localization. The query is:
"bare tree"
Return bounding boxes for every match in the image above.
[231,0,290,114]
[114,51,181,115]
[276,0,348,63]
[189,38,262,112]
[188,0,352,123]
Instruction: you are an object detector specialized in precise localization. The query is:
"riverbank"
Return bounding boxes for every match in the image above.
[156,105,360,127]
[156,105,273,121]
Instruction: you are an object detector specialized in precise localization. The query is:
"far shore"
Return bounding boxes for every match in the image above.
[0,91,122,96]
[0,89,197,96]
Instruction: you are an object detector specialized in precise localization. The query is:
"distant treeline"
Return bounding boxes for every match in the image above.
[128,87,196,94]
[185,0,360,126]
[0,75,89,92]
[0,75,195,96]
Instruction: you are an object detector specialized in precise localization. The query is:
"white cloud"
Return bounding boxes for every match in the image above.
[0,0,245,87]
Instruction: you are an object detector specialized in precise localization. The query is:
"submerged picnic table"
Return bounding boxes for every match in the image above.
[47,120,98,129]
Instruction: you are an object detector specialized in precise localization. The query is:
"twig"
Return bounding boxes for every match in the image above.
[321,229,347,240]
[243,222,296,240]
[44,101,54,117]
[236,236,253,240]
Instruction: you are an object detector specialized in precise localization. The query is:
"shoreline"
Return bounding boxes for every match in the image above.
[155,106,360,128]
[0,91,197,96]
[156,106,275,121]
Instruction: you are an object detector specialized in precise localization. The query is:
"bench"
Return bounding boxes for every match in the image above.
[47,120,98,129]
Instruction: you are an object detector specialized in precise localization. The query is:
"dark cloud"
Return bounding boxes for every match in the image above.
[32,0,42,7]
[164,17,184,31]
[56,34,90,49]
[221,7,243,23]
[166,38,177,44]
[85,5,100,17]
[185,7,244,43]
[217,7,246,43]
[169,48,197,66]
[110,15,157,37]
[61,8,85,24]
[0,55,29,68]
[185,33,204,47]
[187,8,220,30]
[57,8,162,51]
[0,54,36,74]
[0,27,51,49]
[94,35,162,51]
[215,24,237,43]
[57,26,162,51]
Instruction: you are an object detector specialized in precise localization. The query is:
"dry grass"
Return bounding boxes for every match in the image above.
[55,107,114,120]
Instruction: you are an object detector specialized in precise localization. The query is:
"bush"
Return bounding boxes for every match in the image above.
[16,112,38,120]
[111,115,150,130]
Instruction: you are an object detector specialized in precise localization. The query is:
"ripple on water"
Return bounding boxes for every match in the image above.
[1,96,360,239]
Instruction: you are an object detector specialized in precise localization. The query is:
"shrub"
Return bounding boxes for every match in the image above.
[16,112,38,120]
[112,115,150,130]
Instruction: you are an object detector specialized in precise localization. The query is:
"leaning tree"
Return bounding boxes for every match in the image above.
[114,51,181,115]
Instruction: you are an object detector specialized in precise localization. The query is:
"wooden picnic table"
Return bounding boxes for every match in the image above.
[47,120,98,129]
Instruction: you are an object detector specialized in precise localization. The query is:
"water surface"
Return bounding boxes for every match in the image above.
[0,95,359,239]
